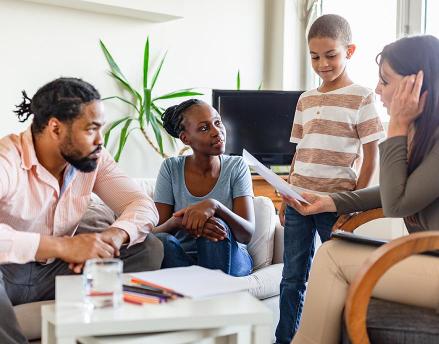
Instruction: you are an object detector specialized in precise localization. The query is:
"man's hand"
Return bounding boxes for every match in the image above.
[173,199,218,237]
[57,233,115,266]
[66,228,128,274]
[282,192,336,216]
[99,227,129,257]
[201,217,227,242]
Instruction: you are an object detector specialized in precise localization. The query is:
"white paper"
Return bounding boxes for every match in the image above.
[243,149,309,204]
[131,266,249,299]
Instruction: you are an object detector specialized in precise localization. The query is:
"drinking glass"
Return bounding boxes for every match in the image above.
[83,258,123,309]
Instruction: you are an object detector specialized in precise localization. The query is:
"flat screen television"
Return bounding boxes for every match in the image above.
[212,89,304,167]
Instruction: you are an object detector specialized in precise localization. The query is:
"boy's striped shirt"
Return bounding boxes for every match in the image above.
[289,84,385,193]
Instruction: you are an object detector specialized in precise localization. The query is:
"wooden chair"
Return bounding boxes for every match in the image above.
[334,209,439,344]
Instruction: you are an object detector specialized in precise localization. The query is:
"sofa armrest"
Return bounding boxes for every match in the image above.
[272,219,284,264]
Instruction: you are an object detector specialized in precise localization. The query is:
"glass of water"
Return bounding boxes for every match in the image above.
[83,258,123,309]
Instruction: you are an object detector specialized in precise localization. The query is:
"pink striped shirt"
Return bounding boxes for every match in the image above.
[0,127,159,264]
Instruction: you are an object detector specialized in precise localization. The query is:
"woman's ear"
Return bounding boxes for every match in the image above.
[179,131,190,146]
[346,44,356,59]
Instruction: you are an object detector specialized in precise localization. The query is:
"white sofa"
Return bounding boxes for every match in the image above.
[14,178,285,342]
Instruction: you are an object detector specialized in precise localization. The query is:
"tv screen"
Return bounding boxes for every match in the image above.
[212,90,304,166]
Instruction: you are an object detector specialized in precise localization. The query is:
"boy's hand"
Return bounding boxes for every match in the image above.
[279,202,286,226]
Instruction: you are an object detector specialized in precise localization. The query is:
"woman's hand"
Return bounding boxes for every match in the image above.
[173,199,218,237]
[282,192,336,216]
[388,70,427,137]
[201,217,227,242]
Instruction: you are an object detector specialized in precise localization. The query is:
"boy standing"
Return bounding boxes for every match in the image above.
[275,14,385,343]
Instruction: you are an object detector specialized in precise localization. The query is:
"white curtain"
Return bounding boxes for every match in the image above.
[301,0,321,90]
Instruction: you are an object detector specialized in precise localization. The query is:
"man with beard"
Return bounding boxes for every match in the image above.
[0,77,163,343]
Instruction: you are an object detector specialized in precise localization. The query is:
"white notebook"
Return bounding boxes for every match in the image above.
[243,149,309,204]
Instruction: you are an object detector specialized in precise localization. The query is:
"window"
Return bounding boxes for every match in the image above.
[425,0,439,37]
[318,0,398,118]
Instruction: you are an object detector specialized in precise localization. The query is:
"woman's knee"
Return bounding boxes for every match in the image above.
[155,232,180,247]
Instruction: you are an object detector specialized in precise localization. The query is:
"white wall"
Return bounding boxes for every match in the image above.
[0,0,268,177]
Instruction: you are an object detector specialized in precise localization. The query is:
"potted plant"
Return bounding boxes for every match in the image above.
[100,37,203,161]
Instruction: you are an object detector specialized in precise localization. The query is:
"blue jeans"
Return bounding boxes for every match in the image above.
[275,206,338,344]
[156,220,253,277]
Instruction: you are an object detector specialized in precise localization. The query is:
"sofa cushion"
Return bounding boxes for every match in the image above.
[134,178,156,198]
[248,196,276,270]
[76,194,116,234]
[342,298,439,344]
[14,300,53,341]
[240,263,283,299]
[76,178,156,234]
[272,219,284,264]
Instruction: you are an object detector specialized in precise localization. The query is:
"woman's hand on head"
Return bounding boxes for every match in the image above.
[173,199,218,236]
[281,192,336,216]
[389,70,428,133]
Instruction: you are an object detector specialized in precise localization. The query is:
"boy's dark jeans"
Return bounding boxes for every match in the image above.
[275,206,337,344]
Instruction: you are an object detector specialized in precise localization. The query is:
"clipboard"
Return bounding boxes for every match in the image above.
[331,230,439,257]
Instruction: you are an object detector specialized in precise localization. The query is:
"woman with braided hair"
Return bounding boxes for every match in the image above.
[153,99,254,276]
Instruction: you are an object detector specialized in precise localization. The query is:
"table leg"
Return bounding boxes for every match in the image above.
[41,317,55,344]
[252,324,271,344]
[56,337,77,344]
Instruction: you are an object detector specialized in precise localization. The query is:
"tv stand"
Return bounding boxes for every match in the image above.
[252,175,288,212]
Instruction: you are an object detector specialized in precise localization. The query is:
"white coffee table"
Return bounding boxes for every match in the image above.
[41,275,272,344]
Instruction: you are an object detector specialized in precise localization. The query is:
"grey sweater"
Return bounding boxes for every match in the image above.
[331,132,439,232]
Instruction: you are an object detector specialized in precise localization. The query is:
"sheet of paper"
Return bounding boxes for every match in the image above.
[243,149,309,204]
[131,266,249,299]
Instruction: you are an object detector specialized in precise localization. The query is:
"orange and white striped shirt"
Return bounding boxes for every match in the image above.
[0,127,158,264]
[290,84,385,194]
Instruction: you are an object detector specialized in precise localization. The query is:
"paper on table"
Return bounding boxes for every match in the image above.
[243,149,309,204]
[131,266,249,299]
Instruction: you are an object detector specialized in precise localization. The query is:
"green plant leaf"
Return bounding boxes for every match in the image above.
[150,114,164,155]
[236,70,241,90]
[100,40,127,82]
[151,51,167,91]
[103,116,131,147]
[257,81,263,90]
[151,103,164,126]
[109,71,142,102]
[114,118,133,162]
[143,37,149,91]
[103,96,140,113]
[142,88,152,128]
[153,89,203,101]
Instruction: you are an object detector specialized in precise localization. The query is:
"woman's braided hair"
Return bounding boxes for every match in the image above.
[161,99,204,138]
[14,77,100,134]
